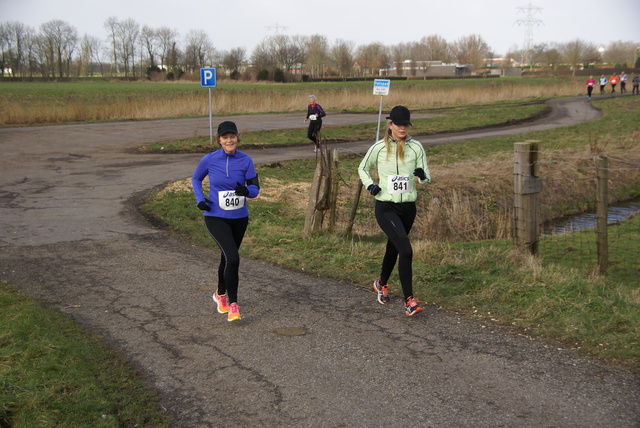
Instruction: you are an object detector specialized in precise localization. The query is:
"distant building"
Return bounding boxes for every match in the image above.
[381,60,473,77]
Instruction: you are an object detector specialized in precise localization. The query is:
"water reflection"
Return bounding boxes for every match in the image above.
[543,199,640,236]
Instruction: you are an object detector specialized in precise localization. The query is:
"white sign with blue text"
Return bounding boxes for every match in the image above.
[200,67,217,87]
[373,79,390,96]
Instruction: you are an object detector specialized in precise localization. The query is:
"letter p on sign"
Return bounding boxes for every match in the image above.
[200,68,217,87]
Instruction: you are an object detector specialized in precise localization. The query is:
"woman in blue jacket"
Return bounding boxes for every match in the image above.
[192,121,260,322]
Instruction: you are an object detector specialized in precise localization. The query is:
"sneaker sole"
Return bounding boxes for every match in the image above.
[405,306,424,316]
[228,315,241,322]
[372,281,390,305]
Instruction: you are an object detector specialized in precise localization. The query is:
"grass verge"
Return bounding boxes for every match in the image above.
[137,101,549,153]
[0,282,171,427]
[141,96,640,371]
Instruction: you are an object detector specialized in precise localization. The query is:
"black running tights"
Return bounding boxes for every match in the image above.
[307,120,322,147]
[374,201,417,300]
[204,216,249,304]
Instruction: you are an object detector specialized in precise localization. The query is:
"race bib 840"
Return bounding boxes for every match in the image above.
[218,190,245,210]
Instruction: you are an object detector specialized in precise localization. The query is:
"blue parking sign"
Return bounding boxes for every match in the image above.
[200,68,217,87]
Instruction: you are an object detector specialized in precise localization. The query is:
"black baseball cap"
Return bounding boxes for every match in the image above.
[217,121,238,135]
[386,106,412,126]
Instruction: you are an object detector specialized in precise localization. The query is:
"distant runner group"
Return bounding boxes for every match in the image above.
[587,71,639,98]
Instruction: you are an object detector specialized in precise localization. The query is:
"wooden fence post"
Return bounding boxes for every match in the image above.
[329,149,339,234]
[595,155,609,276]
[345,179,363,237]
[513,141,542,255]
[303,149,332,238]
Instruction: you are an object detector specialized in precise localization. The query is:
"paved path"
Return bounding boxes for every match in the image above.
[1,96,638,427]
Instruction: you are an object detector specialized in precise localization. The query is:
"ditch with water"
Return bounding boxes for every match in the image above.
[543,197,640,235]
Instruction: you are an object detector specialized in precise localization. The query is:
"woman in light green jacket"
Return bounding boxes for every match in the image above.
[358,106,430,316]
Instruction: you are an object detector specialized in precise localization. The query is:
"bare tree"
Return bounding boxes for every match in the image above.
[266,34,305,73]
[222,47,246,77]
[40,19,78,78]
[103,17,119,75]
[390,42,412,76]
[454,34,490,69]
[356,42,387,76]
[250,40,275,73]
[117,18,139,77]
[305,34,329,78]
[604,40,638,66]
[156,26,178,70]
[80,34,103,76]
[561,39,597,76]
[419,35,453,62]
[184,29,214,72]
[331,39,354,79]
[140,25,158,68]
[1,21,31,76]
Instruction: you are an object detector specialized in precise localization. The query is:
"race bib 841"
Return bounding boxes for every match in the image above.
[387,175,411,194]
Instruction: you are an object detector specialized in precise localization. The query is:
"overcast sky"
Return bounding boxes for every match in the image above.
[2,0,639,57]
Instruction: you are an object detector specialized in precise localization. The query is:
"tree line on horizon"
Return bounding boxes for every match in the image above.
[1,18,638,81]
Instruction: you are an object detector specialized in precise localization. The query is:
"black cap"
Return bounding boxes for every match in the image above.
[386,106,412,126]
[217,121,238,135]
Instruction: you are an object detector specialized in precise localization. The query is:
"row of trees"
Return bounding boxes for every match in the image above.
[1,18,638,80]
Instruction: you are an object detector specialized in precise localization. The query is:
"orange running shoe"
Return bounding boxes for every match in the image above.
[228,303,241,322]
[404,296,423,316]
[373,279,390,305]
[213,292,229,314]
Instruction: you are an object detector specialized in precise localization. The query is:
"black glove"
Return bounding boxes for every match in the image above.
[367,184,381,196]
[197,200,211,211]
[234,182,249,196]
[413,168,427,180]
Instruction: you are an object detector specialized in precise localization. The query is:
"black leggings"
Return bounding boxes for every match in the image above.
[204,216,248,304]
[375,201,417,299]
[307,120,322,147]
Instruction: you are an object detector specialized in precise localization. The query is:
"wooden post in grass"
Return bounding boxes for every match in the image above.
[345,179,363,236]
[595,155,609,276]
[329,149,340,234]
[303,148,332,238]
[513,141,541,255]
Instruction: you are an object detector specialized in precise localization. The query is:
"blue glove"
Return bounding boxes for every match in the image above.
[367,184,381,196]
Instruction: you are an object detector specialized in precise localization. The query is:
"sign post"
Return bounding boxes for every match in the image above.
[200,67,217,144]
[373,79,391,141]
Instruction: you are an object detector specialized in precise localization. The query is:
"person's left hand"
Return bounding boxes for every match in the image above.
[413,168,427,180]
[234,182,249,196]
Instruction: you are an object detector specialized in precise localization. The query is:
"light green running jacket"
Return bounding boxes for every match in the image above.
[358,137,430,203]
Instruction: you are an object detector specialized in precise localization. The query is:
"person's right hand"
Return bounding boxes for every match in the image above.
[367,184,381,196]
[197,200,211,211]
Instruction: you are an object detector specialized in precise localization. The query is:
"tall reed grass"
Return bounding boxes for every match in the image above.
[1,78,584,125]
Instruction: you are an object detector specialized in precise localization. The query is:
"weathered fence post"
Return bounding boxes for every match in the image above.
[514,141,541,255]
[329,149,340,234]
[595,155,609,276]
[303,148,332,238]
[345,179,363,237]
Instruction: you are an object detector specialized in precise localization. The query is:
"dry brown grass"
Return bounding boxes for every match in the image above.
[2,79,585,125]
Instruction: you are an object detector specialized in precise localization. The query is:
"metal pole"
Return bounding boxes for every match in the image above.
[208,87,213,145]
[375,96,383,142]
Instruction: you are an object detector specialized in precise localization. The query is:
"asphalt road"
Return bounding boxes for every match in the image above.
[1,96,638,427]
